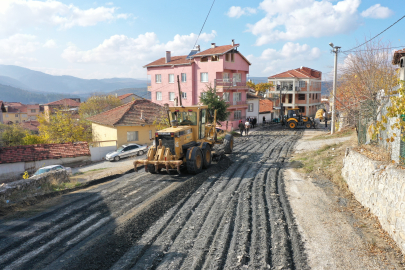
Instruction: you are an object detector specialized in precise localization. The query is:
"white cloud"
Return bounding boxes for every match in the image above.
[361,4,394,19]
[248,0,361,45]
[227,6,257,18]
[61,30,217,64]
[247,42,321,75]
[0,34,40,64]
[0,0,130,35]
[43,39,57,48]
[105,2,114,5]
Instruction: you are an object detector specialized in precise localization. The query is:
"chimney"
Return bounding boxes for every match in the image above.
[140,110,144,120]
[232,39,235,46]
[196,45,200,51]
[211,43,216,48]
[165,51,171,63]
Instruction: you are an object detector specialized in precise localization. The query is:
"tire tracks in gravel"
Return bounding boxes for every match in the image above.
[0,127,308,270]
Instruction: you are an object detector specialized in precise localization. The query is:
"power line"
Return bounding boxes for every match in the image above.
[192,0,216,50]
[343,14,405,53]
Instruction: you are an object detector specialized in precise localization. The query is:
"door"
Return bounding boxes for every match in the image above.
[232,73,241,86]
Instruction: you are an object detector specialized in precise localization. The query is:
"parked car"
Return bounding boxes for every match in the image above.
[32,165,72,177]
[105,143,148,161]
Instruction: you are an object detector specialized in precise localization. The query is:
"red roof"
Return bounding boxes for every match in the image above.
[144,55,192,68]
[20,120,40,132]
[87,99,166,127]
[0,142,90,164]
[269,67,322,79]
[259,99,273,113]
[44,98,81,107]
[4,102,27,113]
[118,93,143,101]
[193,44,239,57]
[392,48,405,65]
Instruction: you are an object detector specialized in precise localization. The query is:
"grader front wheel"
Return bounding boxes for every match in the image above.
[186,147,203,174]
[305,122,312,129]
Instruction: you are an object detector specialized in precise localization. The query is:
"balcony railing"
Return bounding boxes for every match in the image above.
[229,115,246,121]
[224,100,247,106]
[215,79,247,88]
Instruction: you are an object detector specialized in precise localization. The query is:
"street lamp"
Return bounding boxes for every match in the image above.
[329,42,340,134]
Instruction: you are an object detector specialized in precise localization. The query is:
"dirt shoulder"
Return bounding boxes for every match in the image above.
[285,129,405,269]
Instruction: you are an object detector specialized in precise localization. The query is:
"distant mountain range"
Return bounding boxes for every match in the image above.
[0,64,150,104]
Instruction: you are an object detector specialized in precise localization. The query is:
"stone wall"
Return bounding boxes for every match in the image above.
[342,148,405,253]
[0,170,70,206]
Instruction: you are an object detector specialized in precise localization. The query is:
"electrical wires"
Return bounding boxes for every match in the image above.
[192,0,216,50]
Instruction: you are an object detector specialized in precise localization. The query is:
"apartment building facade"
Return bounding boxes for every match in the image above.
[267,67,322,117]
[144,40,251,130]
[2,102,40,124]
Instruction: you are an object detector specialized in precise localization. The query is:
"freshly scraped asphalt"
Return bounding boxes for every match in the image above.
[0,126,309,270]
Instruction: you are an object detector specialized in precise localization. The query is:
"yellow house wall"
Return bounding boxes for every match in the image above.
[3,113,28,123]
[116,125,156,147]
[92,123,118,147]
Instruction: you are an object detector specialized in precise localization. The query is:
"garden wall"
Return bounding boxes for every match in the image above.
[342,148,405,253]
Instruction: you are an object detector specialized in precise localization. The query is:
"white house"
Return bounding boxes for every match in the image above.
[246,93,260,122]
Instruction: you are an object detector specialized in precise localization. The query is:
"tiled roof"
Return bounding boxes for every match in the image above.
[247,93,260,99]
[0,142,90,164]
[4,102,27,113]
[193,44,239,57]
[20,120,40,132]
[268,67,322,79]
[259,99,273,113]
[87,99,165,127]
[118,93,143,100]
[144,55,192,67]
[392,48,405,65]
[44,98,81,107]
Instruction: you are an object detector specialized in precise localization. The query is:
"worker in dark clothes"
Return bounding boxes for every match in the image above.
[238,120,245,136]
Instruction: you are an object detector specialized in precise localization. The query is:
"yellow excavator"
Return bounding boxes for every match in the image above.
[134,105,233,175]
[284,108,314,129]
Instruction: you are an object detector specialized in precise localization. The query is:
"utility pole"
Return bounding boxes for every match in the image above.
[177,75,182,106]
[329,43,340,134]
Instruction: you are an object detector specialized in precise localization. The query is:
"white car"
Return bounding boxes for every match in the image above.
[32,165,72,177]
[105,143,148,161]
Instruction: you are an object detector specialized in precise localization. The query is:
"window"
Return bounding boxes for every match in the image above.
[211,55,219,61]
[155,74,161,83]
[201,56,208,62]
[225,53,230,62]
[127,131,138,142]
[149,130,152,140]
[234,92,242,102]
[16,120,19,123]
[201,72,208,82]
[181,73,186,82]
[225,52,234,62]
[223,92,230,102]
[5,114,8,118]
[223,73,229,82]
[168,74,174,83]
[299,81,306,88]
[231,53,234,62]
[156,91,162,101]
[181,92,187,99]
[233,73,241,83]
[169,92,175,101]
[31,109,36,113]
[248,103,254,112]
[316,93,318,100]
[298,94,306,100]
[234,110,242,120]
[15,114,18,117]
[298,107,305,113]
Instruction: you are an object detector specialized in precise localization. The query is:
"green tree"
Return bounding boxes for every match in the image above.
[0,124,26,146]
[22,133,47,145]
[199,85,230,122]
[79,95,122,119]
[247,81,273,96]
[38,109,92,143]
[153,110,170,131]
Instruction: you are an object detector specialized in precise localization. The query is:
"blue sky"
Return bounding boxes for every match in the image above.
[0,0,403,80]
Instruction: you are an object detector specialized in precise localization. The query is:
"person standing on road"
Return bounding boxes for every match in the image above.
[238,120,245,136]
[253,117,257,128]
[323,110,328,128]
[245,119,250,136]
[263,116,266,125]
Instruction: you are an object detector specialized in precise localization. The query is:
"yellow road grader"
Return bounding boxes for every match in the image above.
[134,105,233,175]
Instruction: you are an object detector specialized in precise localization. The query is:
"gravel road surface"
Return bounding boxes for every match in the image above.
[0,126,307,269]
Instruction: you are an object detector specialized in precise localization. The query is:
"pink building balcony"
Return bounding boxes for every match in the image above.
[214,79,247,91]
[228,114,246,121]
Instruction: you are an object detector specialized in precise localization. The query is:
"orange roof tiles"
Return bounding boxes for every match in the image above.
[118,93,143,100]
[193,44,239,57]
[4,102,27,113]
[259,99,273,113]
[144,55,192,67]
[269,67,322,79]
[44,98,81,107]
[392,48,405,65]
[87,99,165,127]
[0,142,90,164]
[247,93,260,99]
[20,120,40,132]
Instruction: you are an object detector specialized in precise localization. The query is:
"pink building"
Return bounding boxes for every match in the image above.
[144,40,251,130]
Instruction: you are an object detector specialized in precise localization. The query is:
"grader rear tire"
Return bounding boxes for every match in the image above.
[288,121,297,129]
[147,164,157,174]
[224,134,234,154]
[186,147,203,174]
[201,144,212,169]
